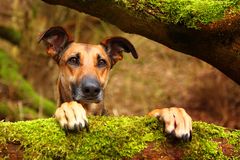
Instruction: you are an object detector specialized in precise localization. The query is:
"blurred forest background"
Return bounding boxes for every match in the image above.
[0,0,239,129]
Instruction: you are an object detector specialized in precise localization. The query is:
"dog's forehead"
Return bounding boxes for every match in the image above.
[63,42,107,58]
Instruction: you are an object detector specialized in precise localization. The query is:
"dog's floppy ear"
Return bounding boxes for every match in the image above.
[38,26,73,63]
[100,37,138,68]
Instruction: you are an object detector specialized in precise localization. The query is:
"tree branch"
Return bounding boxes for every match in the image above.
[0,117,239,159]
[41,0,240,84]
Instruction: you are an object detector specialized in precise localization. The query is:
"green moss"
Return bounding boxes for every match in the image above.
[0,117,239,159]
[0,116,164,159]
[0,49,56,116]
[183,122,240,159]
[116,0,240,28]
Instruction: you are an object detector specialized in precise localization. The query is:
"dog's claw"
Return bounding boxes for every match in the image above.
[79,123,83,130]
[181,134,190,142]
[189,130,192,141]
[85,120,90,132]
[73,124,80,132]
[166,130,175,139]
[166,131,191,142]
[63,124,69,135]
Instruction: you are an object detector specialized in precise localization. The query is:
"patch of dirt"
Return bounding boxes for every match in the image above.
[0,142,23,160]
[131,142,184,160]
[213,138,238,157]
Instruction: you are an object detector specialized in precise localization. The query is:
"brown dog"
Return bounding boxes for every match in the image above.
[39,26,192,141]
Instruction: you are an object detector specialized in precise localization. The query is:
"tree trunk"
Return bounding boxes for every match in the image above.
[0,117,239,159]
[41,0,240,84]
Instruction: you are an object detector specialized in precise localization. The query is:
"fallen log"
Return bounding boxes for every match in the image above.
[0,116,239,159]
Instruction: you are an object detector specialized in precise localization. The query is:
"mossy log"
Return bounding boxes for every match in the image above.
[0,116,239,159]
[42,0,240,84]
[0,49,56,116]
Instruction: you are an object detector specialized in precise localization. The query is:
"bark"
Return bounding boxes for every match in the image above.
[0,117,239,159]
[41,0,240,84]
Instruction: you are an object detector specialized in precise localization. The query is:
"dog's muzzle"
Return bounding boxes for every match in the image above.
[72,76,103,103]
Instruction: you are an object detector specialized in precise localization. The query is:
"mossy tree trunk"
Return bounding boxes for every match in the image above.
[0,117,239,159]
[0,49,56,116]
[0,26,21,45]
[42,0,240,84]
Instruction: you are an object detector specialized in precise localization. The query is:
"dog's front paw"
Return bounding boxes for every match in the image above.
[148,107,192,141]
[55,101,89,132]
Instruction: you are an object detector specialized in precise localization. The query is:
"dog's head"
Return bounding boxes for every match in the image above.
[39,26,138,104]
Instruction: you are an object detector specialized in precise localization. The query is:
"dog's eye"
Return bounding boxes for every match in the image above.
[97,59,107,68]
[67,57,79,66]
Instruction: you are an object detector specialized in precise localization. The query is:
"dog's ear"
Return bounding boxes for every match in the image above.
[100,37,138,68]
[38,26,73,63]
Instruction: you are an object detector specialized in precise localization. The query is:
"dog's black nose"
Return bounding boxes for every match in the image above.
[81,77,101,97]
[82,84,100,97]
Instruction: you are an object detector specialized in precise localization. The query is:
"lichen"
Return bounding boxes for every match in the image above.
[115,0,240,28]
[0,117,239,159]
[0,49,56,116]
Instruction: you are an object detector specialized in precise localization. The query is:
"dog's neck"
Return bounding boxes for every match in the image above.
[82,102,107,116]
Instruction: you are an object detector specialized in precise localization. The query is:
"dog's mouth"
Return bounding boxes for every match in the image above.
[72,91,103,104]
[78,96,102,104]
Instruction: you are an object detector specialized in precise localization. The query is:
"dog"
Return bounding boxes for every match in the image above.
[39,26,192,141]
